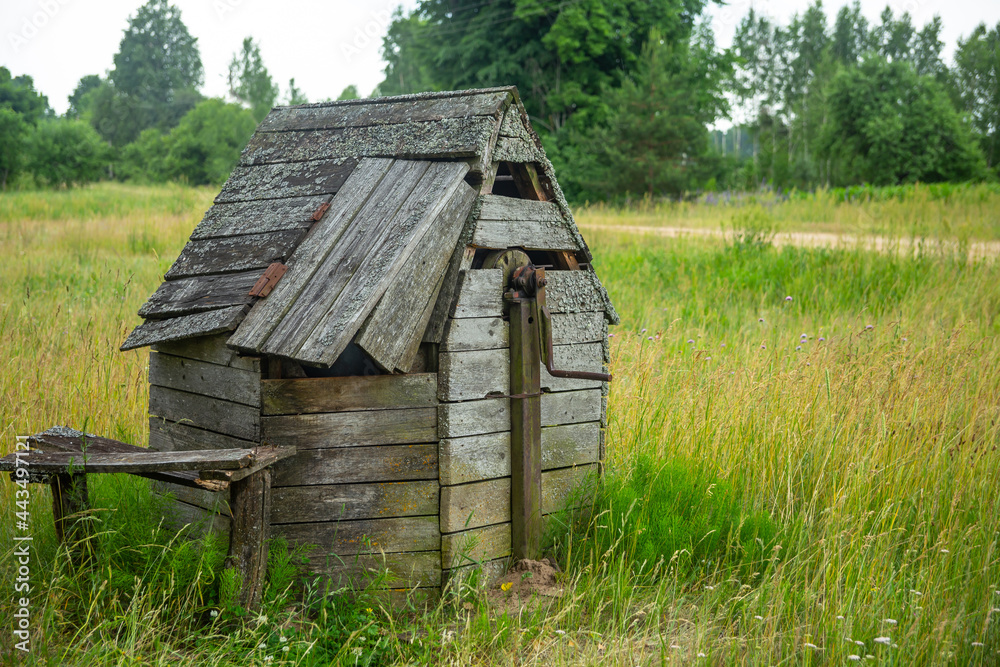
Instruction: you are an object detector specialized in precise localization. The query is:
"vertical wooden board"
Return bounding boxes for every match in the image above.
[542,464,598,514]
[540,389,602,427]
[550,312,607,345]
[539,343,605,393]
[438,348,508,401]
[541,422,601,470]
[153,334,260,371]
[272,444,438,486]
[261,373,438,415]
[441,317,508,352]
[274,516,440,555]
[440,432,510,486]
[424,245,476,343]
[151,480,231,516]
[450,269,503,318]
[271,480,439,523]
[148,385,260,441]
[261,408,438,450]
[441,522,511,569]
[440,478,510,533]
[149,351,261,407]
[438,399,509,439]
[149,417,257,453]
[299,551,442,589]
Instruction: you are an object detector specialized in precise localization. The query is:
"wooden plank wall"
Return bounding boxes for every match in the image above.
[260,373,442,593]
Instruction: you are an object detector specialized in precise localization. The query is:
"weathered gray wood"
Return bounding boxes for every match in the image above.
[151,479,231,516]
[439,432,510,486]
[137,271,259,319]
[199,446,297,483]
[259,92,510,132]
[423,245,476,344]
[164,230,305,279]
[262,408,437,450]
[509,296,543,561]
[540,389,602,427]
[149,417,256,453]
[149,385,260,441]
[437,399,509,439]
[50,473,88,550]
[449,269,503,318]
[292,162,475,367]
[261,373,437,416]
[471,196,580,251]
[161,498,231,537]
[274,516,440,555]
[225,468,271,608]
[227,158,396,353]
[440,478,510,533]
[441,522,511,569]
[437,348,508,401]
[191,196,331,240]
[3,448,258,474]
[542,423,601,470]
[550,312,606,345]
[120,306,246,351]
[492,135,545,163]
[240,117,498,165]
[153,334,260,371]
[499,104,534,143]
[272,444,437,486]
[540,343,605,392]
[300,551,442,589]
[546,270,620,324]
[215,158,357,203]
[149,351,261,407]
[542,464,598,514]
[271,480,438,523]
[440,317,508,352]
[355,180,477,372]
[441,557,509,588]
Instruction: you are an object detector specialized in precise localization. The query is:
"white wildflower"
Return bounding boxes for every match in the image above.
[754,615,764,620]
[209,610,218,618]
[836,615,845,620]
[972,642,985,647]
[883,618,897,625]
[848,655,860,661]
[670,644,682,649]
[279,636,288,643]
[874,637,891,645]
[697,652,706,658]
[555,630,566,635]
[909,589,922,596]
[804,643,819,649]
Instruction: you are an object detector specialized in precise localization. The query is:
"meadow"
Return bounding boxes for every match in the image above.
[1,183,998,665]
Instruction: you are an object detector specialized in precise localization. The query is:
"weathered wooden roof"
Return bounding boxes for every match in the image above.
[121,87,618,367]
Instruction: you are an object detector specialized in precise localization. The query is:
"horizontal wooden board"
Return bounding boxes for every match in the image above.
[440,316,508,352]
[261,373,438,415]
[5,447,264,474]
[271,480,438,523]
[152,333,259,371]
[550,311,606,345]
[441,522,511,569]
[273,444,438,486]
[149,417,256,453]
[137,271,259,319]
[472,196,579,251]
[542,423,601,470]
[191,195,331,240]
[440,477,510,533]
[441,557,509,588]
[164,229,305,279]
[542,464,599,514]
[149,351,261,407]
[152,479,231,516]
[215,158,357,203]
[437,348,508,401]
[450,269,503,319]
[540,343,605,393]
[262,408,437,450]
[440,432,510,486]
[541,389,602,427]
[298,551,441,589]
[274,516,440,555]
[438,398,509,439]
[120,306,246,351]
[240,117,498,165]
[259,92,509,132]
[149,385,260,441]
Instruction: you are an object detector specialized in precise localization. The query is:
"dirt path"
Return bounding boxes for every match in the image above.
[577,223,1000,259]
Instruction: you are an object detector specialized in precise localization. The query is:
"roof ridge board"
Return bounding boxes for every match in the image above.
[274,87,518,111]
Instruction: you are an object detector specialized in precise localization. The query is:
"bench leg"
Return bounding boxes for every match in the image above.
[51,473,91,564]
[225,467,271,609]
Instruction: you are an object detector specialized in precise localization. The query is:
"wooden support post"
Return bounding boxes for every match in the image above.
[50,473,91,563]
[225,468,272,608]
[508,297,542,560]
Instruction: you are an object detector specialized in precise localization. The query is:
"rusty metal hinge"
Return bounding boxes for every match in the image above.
[311,202,331,221]
[249,262,288,298]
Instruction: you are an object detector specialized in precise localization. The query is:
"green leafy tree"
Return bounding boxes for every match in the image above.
[955,22,1000,170]
[831,1,872,66]
[818,57,985,185]
[0,107,28,189]
[67,75,102,119]
[162,99,257,185]
[284,78,308,105]
[119,128,169,182]
[337,85,360,101]
[0,67,50,123]
[26,119,110,187]
[228,37,279,122]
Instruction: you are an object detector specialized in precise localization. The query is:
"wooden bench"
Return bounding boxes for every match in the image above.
[0,426,295,608]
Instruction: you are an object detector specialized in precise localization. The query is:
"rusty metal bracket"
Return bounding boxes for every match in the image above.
[311,202,331,221]
[249,262,288,298]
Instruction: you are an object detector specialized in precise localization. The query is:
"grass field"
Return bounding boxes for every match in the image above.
[1,183,998,665]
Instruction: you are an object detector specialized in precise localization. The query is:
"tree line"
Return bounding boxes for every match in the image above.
[1,0,998,201]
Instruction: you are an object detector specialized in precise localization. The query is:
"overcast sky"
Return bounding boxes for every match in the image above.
[2,0,998,116]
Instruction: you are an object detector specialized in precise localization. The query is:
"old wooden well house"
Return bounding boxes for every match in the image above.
[121,86,618,595]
